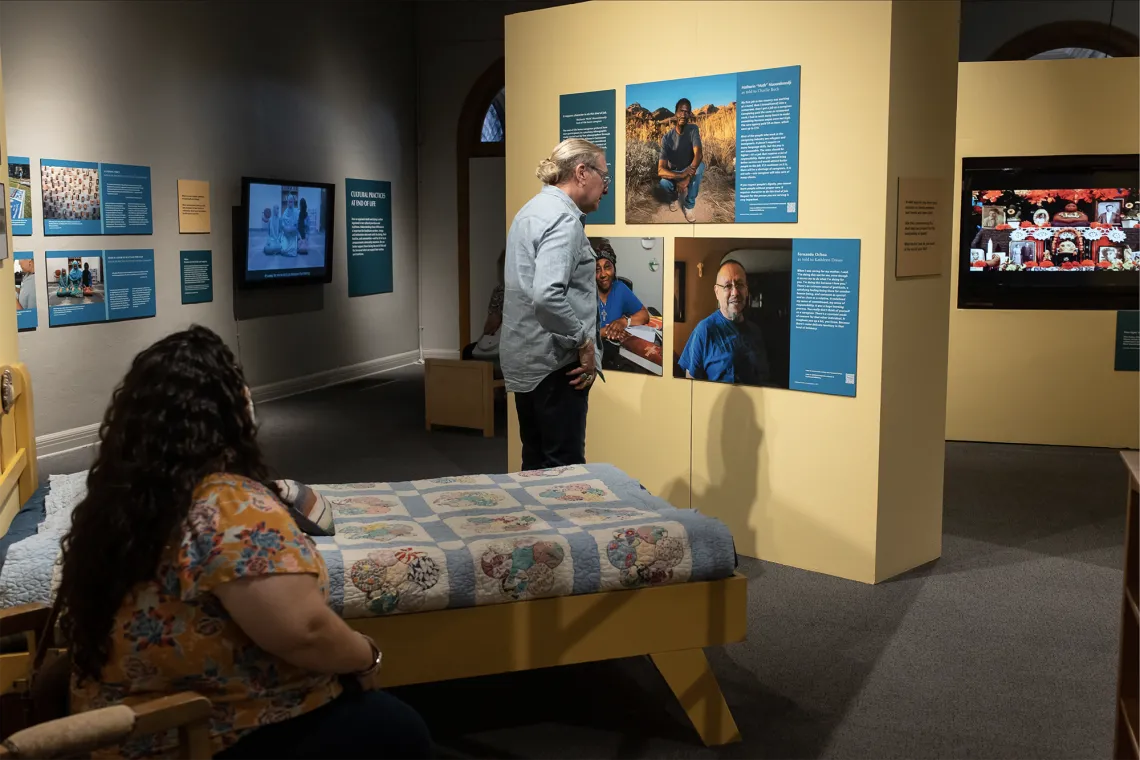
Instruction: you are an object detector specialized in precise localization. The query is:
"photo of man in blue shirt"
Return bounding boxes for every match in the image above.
[657,98,705,223]
[678,260,771,386]
[592,238,650,341]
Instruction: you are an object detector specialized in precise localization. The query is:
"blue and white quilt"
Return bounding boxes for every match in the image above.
[0,465,737,617]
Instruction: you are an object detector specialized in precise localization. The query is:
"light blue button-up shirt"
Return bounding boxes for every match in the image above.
[500,185,602,394]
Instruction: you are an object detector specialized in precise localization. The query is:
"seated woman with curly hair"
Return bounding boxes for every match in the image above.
[56,325,432,759]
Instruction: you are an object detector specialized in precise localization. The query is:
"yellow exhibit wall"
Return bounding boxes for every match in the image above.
[947,58,1140,449]
[0,47,20,523]
[506,0,959,583]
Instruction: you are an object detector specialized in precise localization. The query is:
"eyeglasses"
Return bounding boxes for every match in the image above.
[715,281,747,292]
[588,165,611,190]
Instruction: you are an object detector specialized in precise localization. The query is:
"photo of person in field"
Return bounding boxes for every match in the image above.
[626,73,736,224]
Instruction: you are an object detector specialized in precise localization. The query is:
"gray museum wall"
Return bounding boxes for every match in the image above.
[414,0,571,356]
[1,1,420,440]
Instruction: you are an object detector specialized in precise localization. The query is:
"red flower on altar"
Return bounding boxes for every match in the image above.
[1090,222,1111,229]
[1098,261,1112,269]
[981,191,1005,203]
[1061,261,1074,270]
[1020,221,1034,228]
[1024,261,1037,268]
[995,224,1013,230]
[1080,259,1095,268]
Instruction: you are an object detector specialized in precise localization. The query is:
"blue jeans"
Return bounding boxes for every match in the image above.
[659,162,705,210]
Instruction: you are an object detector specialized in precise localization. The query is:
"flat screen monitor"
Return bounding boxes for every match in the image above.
[238,177,334,288]
[958,155,1138,311]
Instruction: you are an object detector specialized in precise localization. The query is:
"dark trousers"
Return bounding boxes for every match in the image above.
[216,689,432,759]
[515,360,589,470]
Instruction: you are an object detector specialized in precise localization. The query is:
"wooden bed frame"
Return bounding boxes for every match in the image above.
[0,361,746,747]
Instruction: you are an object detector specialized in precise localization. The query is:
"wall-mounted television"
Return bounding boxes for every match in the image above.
[958,154,1138,311]
[236,177,335,289]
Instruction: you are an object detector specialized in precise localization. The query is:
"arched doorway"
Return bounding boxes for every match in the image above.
[988,20,1139,60]
[456,58,505,349]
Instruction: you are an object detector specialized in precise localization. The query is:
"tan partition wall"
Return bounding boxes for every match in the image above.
[947,58,1140,449]
[506,0,959,583]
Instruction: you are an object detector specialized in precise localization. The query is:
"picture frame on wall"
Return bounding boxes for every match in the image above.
[674,261,686,323]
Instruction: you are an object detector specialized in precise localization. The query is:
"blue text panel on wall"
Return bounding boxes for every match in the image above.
[560,90,616,225]
[789,238,860,396]
[345,178,392,297]
[46,249,155,327]
[625,66,800,225]
[7,156,33,236]
[14,250,37,330]
[40,159,153,236]
[180,250,214,305]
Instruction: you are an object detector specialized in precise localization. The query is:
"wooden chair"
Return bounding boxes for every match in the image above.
[0,693,213,759]
[0,604,212,759]
[424,358,504,438]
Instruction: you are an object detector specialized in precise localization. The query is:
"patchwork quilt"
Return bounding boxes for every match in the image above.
[0,465,737,618]
[313,463,736,618]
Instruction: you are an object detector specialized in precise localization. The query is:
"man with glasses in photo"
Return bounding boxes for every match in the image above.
[657,98,705,223]
[678,259,770,385]
[501,138,609,470]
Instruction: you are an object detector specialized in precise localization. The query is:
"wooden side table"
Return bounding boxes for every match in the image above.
[1116,451,1139,760]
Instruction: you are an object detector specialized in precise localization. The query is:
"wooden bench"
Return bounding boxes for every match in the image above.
[424,358,504,438]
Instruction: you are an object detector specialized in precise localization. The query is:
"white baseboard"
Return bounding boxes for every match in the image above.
[37,423,103,459]
[36,349,422,459]
[250,349,421,404]
[422,348,461,360]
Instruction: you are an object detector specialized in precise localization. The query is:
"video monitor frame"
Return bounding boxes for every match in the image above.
[237,177,335,290]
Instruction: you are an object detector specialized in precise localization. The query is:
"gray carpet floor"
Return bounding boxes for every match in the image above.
[41,367,1127,759]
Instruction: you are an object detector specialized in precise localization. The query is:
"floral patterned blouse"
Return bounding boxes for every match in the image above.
[70,473,342,759]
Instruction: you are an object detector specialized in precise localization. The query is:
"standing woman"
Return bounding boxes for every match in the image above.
[56,326,432,759]
[297,197,309,255]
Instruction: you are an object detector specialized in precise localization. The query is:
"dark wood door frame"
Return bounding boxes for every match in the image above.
[457,58,505,349]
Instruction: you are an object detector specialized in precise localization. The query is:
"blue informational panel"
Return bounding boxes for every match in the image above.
[14,251,37,330]
[789,238,860,396]
[735,66,801,223]
[7,156,33,236]
[40,159,152,236]
[345,178,393,297]
[105,249,156,321]
[46,249,155,327]
[1116,310,1139,372]
[180,250,213,305]
[625,66,800,225]
[560,89,616,225]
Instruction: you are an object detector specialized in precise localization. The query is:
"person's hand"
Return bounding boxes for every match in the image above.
[567,339,597,390]
[357,669,382,692]
[600,322,626,342]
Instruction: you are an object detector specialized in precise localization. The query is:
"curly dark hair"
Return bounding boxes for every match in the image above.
[57,325,275,682]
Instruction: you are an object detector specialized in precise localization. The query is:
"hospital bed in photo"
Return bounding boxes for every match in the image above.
[0,362,747,747]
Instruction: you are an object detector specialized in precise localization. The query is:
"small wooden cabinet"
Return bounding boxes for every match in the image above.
[1116,451,1139,760]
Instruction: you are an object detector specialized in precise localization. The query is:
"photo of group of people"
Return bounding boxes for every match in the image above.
[673,238,793,389]
[626,75,737,224]
[590,237,665,376]
[7,157,32,233]
[47,254,103,309]
[41,164,101,222]
[246,182,328,271]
